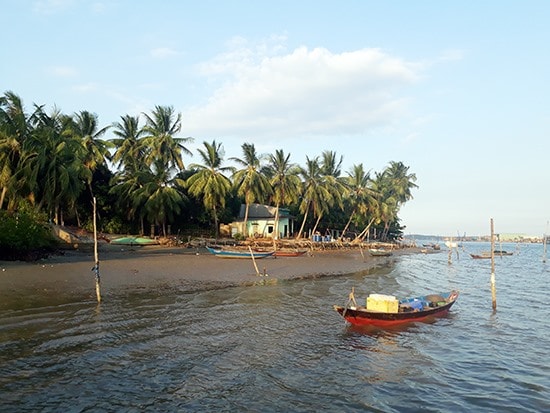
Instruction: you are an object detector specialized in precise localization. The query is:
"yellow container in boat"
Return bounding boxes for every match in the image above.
[367,294,399,313]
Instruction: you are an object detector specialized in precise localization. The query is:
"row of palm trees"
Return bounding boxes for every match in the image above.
[0,90,418,241]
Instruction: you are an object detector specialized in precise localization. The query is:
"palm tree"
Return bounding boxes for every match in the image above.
[141,105,192,171]
[110,114,145,173]
[312,150,346,235]
[109,114,149,233]
[135,106,194,236]
[23,106,84,224]
[295,156,339,239]
[384,161,418,206]
[0,91,32,210]
[377,161,417,240]
[136,159,187,237]
[186,140,233,238]
[263,149,301,240]
[230,143,272,237]
[341,163,378,240]
[71,110,112,201]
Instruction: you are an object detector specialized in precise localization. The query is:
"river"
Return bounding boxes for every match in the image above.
[1,242,549,412]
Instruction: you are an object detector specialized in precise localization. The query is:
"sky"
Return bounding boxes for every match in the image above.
[2,0,549,237]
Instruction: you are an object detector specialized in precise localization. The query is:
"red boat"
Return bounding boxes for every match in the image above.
[333,290,459,327]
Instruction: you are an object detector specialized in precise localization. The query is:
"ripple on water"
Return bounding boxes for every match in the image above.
[1,243,550,412]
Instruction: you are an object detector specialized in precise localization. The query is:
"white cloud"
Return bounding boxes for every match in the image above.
[183,43,421,141]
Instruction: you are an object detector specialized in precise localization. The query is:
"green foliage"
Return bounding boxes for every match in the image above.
[1,91,419,243]
[233,232,245,241]
[0,210,57,260]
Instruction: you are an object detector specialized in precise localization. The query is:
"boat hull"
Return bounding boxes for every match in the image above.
[110,236,158,246]
[368,249,393,257]
[274,250,307,257]
[206,246,274,259]
[334,291,458,327]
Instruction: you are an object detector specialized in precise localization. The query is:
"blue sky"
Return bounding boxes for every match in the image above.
[3,0,549,236]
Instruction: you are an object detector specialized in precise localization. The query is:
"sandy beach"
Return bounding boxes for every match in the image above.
[0,243,421,308]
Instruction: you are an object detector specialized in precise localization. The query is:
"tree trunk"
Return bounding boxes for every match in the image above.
[352,217,376,244]
[74,206,81,227]
[213,205,219,238]
[340,210,356,240]
[273,203,280,240]
[243,203,250,237]
[311,213,323,237]
[295,202,310,239]
[0,186,7,210]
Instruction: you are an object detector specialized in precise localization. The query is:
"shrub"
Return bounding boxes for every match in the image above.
[0,210,57,260]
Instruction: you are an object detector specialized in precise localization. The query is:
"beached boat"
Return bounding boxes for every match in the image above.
[368,248,393,257]
[273,250,307,257]
[110,236,159,246]
[206,246,275,259]
[254,249,307,257]
[333,290,459,327]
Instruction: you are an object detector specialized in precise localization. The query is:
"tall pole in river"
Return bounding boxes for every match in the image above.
[93,197,101,303]
[490,218,497,311]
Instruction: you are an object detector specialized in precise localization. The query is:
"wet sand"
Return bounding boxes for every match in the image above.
[0,244,421,307]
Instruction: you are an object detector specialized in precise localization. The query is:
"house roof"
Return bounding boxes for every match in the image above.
[238,203,292,219]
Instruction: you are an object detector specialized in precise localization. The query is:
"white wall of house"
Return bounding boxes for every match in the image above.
[229,204,294,239]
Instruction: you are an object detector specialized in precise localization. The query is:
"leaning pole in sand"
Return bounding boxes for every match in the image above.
[248,246,261,276]
[93,197,101,303]
[490,218,496,311]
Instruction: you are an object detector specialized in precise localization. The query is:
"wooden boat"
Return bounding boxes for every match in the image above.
[334,290,459,327]
[110,236,159,246]
[273,250,307,257]
[494,250,513,256]
[470,252,491,259]
[368,248,393,257]
[471,250,513,259]
[206,246,274,259]
[254,248,307,257]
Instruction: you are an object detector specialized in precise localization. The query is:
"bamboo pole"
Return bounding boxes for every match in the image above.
[490,218,496,311]
[93,197,101,303]
[248,246,262,276]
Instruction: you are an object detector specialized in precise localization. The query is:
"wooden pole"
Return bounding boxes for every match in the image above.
[490,218,496,311]
[248,246,262,276]
[93,197,101,303]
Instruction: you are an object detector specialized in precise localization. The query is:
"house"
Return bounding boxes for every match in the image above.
[229,203,296,239]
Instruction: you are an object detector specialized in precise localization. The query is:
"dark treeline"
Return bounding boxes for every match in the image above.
[0,90,418,249]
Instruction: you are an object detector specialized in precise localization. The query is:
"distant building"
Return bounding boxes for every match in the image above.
[227,203,296,239]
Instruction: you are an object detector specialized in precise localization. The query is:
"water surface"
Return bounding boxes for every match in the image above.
[1,242,549,412]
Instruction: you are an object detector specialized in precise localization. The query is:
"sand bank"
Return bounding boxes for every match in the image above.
[0,244,423,308]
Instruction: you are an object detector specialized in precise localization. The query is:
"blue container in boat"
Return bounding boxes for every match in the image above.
[313,235,321,242]
[409,300,424,311]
